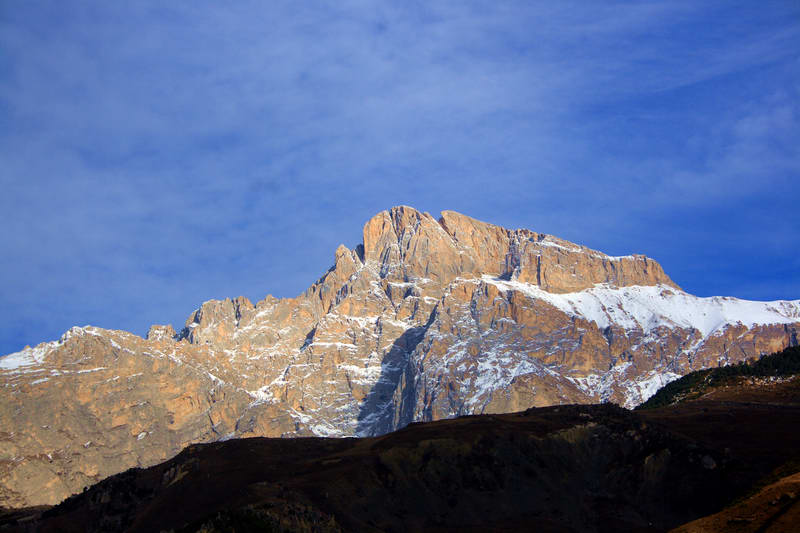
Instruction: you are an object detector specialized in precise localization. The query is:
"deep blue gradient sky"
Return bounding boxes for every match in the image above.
[1,1,799,355]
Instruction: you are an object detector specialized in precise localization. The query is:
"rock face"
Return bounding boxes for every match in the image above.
[1,206,799,507]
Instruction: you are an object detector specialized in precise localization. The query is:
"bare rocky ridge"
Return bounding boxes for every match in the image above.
[1,206,799,508]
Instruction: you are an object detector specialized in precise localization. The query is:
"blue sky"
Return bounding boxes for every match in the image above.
[1,1,798,355]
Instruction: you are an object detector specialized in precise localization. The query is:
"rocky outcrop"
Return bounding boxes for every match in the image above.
[0,327,253,508]
[146,324,175,341]
[178,296,255,346]
[1,206,798,507]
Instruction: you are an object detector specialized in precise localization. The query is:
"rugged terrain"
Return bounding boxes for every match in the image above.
[1,206,799,507]
[3,363,799,533]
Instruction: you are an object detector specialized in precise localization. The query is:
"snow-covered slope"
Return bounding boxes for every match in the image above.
[484,276,800,337]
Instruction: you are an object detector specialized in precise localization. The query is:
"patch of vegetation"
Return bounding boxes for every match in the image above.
[636,345,800,410]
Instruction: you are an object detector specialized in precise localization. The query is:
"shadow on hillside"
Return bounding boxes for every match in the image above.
[355,325,428,437]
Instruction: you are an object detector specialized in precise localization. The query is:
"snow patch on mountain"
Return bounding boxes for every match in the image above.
[483,276,800,337]
[629,370,683,405]
[567,363,683,408]
[0,343,56,371]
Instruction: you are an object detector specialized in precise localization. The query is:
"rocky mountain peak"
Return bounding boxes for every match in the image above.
[360,206,678,293]
[174,207,679,351]
[2,206,796,509]
[362,206,455,281]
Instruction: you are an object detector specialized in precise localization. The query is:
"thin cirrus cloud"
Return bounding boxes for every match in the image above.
[0,1,798,355]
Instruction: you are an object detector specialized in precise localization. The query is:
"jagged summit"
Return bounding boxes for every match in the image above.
[169,206,680,351]
[341,205,676,297]
[165,205,676,335]
[1,206,798,508]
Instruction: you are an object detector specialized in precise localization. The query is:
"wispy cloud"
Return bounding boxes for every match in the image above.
[1,1,798,353]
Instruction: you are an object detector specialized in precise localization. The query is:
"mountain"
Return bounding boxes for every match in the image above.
[6,366,800,533]
[1,206,798,508]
